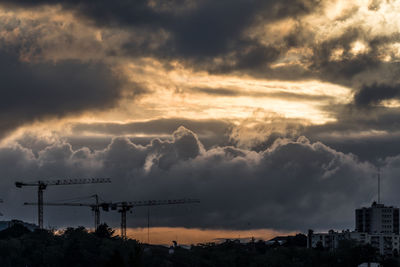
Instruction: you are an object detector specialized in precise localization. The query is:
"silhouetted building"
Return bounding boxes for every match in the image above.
[309,230,400,256]
[356,202,399,234]
[308,202,400,256]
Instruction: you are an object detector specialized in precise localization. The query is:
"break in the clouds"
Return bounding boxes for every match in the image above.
[0,127,382,231]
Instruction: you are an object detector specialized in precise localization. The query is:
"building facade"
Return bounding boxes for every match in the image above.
[356,202,399,234]
[308,202,400,256]
[309,230,400,256]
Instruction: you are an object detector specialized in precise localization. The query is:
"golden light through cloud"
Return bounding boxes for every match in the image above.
[0,3,359,135]
[308,0,400,39]
[1,0,394,136]
[126,227,296,245]
[110,62,352,125]
[0,56,353,143]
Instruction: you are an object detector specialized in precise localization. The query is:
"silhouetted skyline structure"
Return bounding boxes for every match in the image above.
[356,202,399,234]
[309,201,400,256]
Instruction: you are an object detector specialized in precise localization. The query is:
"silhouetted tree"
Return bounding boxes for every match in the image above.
[0,222,30,239]
[0,227,393,267]
[95,223,115,239]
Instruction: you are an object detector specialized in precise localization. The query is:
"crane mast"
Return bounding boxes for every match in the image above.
[93,194,100,230]
[17,178,111,229]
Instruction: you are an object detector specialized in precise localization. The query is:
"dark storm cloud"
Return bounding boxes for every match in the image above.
[305,28,400,105]
[3,0,400,185]
[1,127,381,231]
[109,0,317,72]
[306,105,400,134]
[308,28,378,85]
[3,0,398,100]
[0,0,321,66]
[354,83,400,106]
[8,0,397,106]
[301,106,400,162]
[0,48,141,138]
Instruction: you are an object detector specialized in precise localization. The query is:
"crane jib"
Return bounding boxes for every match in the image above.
[15,178,112,229]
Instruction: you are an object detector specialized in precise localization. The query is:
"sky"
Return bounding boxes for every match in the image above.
[1,0,400,244]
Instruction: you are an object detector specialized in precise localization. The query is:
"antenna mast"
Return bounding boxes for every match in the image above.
[378,167,381,204]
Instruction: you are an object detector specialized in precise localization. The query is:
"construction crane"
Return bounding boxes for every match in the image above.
[106,198,200,239]
[24,194,108,230]
[16,178,111,229]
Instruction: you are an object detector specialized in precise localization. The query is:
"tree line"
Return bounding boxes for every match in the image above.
[0,222,398,267]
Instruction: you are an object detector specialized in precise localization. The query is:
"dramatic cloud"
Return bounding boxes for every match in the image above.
[225,104,400,163]
[0,48,142,138]
[2,1,399,88]
[3,0,400,117]
[1,127,382,232]
[0,0,321,71]
[354,83,400,106]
